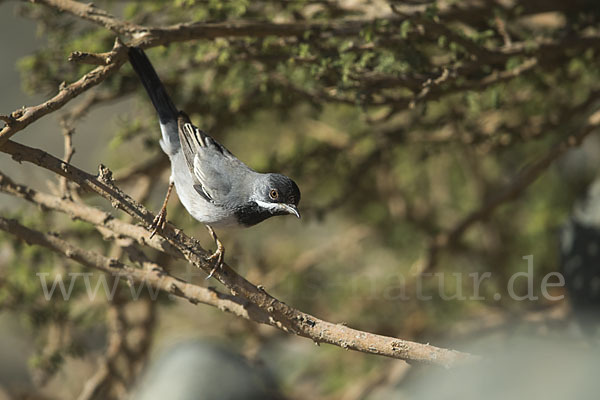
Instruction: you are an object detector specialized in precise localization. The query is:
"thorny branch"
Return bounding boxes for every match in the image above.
[0,141,473,366]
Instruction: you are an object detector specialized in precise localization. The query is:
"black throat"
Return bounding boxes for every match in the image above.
[234,202,276,227]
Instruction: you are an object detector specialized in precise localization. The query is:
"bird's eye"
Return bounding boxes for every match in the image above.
[269,189,279,200]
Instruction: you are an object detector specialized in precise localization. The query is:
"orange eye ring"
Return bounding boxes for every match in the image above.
[269,189,279,200]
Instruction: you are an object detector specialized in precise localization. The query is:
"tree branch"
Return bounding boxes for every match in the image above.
[32,0,400,42]
[0,216,270,324]
[0,38,127,147]
[0,170,182,259]
[0,140,474,366]
[31,0,144,35]
[3,0,596,149]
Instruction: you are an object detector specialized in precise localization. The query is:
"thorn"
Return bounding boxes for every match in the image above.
[98,164,114,183]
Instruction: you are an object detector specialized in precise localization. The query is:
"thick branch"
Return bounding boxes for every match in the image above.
[33,0,399,43]
[33,0,600,60]
[0,140,473,366]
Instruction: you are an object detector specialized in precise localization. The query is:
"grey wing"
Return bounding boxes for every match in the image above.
[177,113,246,205]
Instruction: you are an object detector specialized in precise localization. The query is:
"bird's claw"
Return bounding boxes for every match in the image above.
[204,225,225,280]
[149,182,174,239]
[149,208,167,239]
[205,248,224,280]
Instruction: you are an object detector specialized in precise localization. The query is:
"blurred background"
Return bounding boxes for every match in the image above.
[1,0,600,399]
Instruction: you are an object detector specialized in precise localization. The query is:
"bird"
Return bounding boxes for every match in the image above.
[127,47,301,277]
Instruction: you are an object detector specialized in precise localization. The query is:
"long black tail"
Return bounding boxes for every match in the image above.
[128,47,178,124]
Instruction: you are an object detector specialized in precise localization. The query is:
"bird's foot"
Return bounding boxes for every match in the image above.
[149,207,167,239]
[205,225,225,279]
[149,182,174,239]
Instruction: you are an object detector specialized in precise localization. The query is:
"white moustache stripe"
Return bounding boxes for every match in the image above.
[255,200,281,212]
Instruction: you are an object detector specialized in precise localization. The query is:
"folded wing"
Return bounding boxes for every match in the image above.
[177,113,250,205]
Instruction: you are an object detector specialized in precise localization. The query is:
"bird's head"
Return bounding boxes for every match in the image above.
[251,173,301,219]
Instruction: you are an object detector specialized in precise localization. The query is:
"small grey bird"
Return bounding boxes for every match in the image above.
[128,47,300,275]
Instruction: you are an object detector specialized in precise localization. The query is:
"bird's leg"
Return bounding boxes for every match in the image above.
[205,225,225,279]
[149,181,174,239]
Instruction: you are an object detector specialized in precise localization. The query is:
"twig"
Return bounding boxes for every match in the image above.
[58,119,75,199]
[380,57,538,122]
[409,67,450,109]
[31,0,144,35]
[69,50,119,65]
[494,15,512,47]
[0,38,127,147]
[470,57,538,87]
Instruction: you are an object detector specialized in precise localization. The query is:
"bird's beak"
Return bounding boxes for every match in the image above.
[281,204,301,219]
